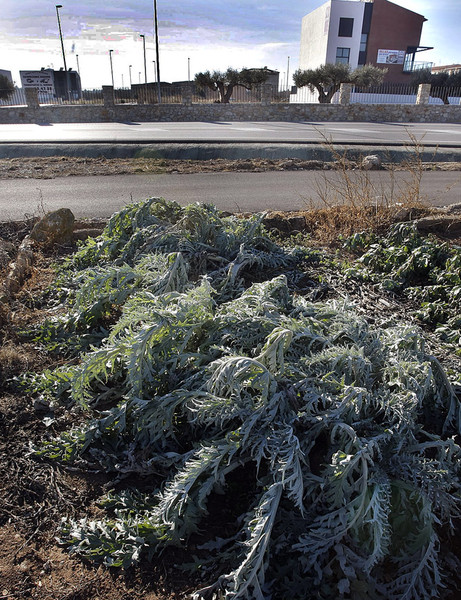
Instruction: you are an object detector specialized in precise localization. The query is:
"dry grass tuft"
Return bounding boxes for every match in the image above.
[299,134,434,243]
[0,344,30,380]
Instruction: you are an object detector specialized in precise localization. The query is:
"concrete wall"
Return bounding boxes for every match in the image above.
[325,0,365,68]
[1,101,459,124]
[299,1,331,70]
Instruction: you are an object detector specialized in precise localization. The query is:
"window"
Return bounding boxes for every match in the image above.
[360,33,368,52]
[338,17,353,37]
[336,47,350,65]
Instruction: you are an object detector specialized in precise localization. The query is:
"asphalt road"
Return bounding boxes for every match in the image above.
[1,170,460,222]
[1,121,461,146]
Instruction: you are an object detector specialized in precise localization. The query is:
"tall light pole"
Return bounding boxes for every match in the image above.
[188,57,190,82]
[153,0,161,102]
[55,4,69,99]
[286,56,290,91]
[129,65,132,87]
[140,34,147,84]
[76,53,81,92]
[109,49,114,87]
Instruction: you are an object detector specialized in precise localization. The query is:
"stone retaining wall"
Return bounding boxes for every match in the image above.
[1,102,460,124]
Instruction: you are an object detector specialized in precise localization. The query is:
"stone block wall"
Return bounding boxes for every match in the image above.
[0,102,460,124]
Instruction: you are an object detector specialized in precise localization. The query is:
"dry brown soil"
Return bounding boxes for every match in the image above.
[0,155,460,180]
[1,158,460,600]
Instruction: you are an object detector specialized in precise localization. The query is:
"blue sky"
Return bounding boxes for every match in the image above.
[2,0,459,88]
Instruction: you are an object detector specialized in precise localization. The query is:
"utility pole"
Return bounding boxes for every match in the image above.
[55,5,70,99]
[109,49,114,87]
[153,0,161,103]
[140,34,147,84]
[286,56,290,91]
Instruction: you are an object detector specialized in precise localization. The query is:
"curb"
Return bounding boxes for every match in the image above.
[1,142,461,162]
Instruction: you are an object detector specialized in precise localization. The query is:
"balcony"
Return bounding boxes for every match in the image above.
[403,60,433,73]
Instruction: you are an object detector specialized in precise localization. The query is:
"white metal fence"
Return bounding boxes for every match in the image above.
[1,83,461,107]
[290,83,461,105]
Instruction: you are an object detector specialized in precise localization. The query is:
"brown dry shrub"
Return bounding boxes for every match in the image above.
[0,344,30,381]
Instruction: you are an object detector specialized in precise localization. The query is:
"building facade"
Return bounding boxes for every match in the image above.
[299,0,430,83]
[432,64,461,76]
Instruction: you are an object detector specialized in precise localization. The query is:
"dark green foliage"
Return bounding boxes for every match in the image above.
[194,67,269,103]
[293,63,387,103]
[29,201,461,599]
[0,74,15,100]
[344,223,461,345]
[411,68,461,105]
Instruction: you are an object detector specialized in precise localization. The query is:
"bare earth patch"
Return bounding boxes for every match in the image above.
[1,156,460,180]
[1,190,460,598]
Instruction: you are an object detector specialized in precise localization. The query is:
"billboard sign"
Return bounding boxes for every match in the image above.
[376,49,406,65]
[20,70,55,94]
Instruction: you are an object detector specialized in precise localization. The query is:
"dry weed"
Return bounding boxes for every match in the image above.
[301,132,432,242]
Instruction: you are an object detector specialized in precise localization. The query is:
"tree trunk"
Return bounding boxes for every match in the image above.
[222,84,235,104]
[317,84,341,103]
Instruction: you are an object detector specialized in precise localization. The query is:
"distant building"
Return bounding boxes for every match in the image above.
[244,68,280,89]
[20,68,81,99]
[432,64,461,76]
[0,69,13,83]
[299,0,432,83]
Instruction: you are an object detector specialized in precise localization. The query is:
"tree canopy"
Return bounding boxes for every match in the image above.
[293,63,387,103]
[0,74,15,101]
[411,68,461,105]
[194,67,269,103]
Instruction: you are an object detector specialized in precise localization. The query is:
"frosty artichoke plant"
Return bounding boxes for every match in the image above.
[31,199,461,600]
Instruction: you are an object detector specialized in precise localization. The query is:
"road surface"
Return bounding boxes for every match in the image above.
[1,170,459,222]
[1,121,461,147]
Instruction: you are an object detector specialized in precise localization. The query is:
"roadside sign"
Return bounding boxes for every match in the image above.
[20,70,55,95]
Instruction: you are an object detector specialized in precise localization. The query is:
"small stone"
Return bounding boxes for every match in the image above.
[30,208,75,245]
[361,155,382,170]
[73,228,104,241]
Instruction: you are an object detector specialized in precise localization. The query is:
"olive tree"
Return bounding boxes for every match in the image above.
[411,68,461,105]
[0,74,15,101]
[293,63,387,103]
[194,67,269,103]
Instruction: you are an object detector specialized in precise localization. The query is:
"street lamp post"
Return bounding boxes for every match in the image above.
[188,57,190,82]
[55,4,70,99]
[129,65,132,87]
[140,34,147,85]
[153,0,161,103]
[286,56,290,91]
[109,49,114,87]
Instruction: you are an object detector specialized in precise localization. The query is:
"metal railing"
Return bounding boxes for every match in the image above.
[289,86,341,104]
[0,87,27,106]
[1,82,460,108]
[427,86,461,105]
[38,89,105,106]
[403,60,433,73]
[113,84,183,104]
[350,82,418,104]
[192,84,289,104]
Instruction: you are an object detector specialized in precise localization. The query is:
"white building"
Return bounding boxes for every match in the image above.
[299,0,371,72]
[298,0,428,85]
